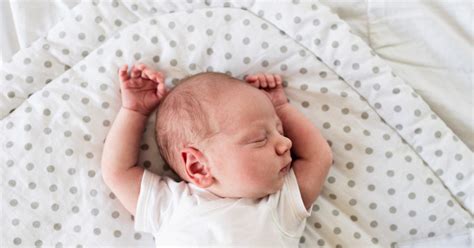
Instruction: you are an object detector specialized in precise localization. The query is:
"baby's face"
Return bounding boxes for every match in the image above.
[203,84,293,199]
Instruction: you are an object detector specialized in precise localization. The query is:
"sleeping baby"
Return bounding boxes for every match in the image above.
[101,63,333,247]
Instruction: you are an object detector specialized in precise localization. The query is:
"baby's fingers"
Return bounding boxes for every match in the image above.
[141,68,155,80]
[119,64,130,82]
[257,74,267,87]
[245,75,258,82]
[131,64,142,79]
[274,75,282,86]
[244,74,259,88]
[265,74,276,88]
[157,80,168,97]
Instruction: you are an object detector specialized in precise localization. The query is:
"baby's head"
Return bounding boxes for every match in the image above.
[155,72,292,199]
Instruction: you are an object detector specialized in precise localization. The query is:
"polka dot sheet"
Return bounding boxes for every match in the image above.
[1,0,472,247]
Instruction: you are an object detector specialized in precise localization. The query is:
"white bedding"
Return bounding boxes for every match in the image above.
[2,0,472,149]
[1,0,473,247]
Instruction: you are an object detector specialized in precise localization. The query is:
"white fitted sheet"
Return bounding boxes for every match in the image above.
[1,0,472,247]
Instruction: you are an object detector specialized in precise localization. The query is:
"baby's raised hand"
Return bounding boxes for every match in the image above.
[245,73,288,108]
[119,63,168,116]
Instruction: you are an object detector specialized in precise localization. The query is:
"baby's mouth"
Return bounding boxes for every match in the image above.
[280,161,291,173]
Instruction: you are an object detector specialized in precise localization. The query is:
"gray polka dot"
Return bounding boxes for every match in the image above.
[346,162,354,170]
[14,238,22,245]
[187,25,195,32]
[388,188,396,195]
[390,224,398,231]
[95,16,103,23]
[54,223,62,230]
[370,220,378,228]
[26,76,34,84]
[346,180,356,188]
[368,184,375,191]
[389,206,397,213]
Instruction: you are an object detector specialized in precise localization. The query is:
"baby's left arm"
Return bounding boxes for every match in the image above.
[275,103,333,210]
[245,73,333,210]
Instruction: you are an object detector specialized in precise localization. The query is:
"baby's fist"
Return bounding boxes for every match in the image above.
[119,63,168,116]
[245,73,288,108]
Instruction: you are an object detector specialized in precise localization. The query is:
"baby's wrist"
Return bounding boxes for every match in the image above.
[275,102,290,112]
[121,106,149,118]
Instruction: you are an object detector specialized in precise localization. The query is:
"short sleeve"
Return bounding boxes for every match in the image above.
[271,168,312,237]
[134,169,189,234]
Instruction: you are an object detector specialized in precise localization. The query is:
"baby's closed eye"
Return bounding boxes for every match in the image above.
[253,129,284,143]
[254,137,267,143]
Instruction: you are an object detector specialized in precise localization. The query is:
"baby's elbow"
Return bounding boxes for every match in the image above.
[322,140,333,167]
[326,148,333,166]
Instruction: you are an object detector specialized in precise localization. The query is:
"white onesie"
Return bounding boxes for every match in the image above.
[134,167,312,247]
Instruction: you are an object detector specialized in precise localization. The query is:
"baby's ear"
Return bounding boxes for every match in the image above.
[181,147,214,188]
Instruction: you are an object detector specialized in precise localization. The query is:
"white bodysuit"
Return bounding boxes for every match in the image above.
[134,168,312,247]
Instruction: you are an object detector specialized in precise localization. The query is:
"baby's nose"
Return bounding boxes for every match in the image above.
[276,136,292,155]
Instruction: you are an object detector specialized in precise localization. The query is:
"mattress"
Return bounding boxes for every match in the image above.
[1,0,473,247]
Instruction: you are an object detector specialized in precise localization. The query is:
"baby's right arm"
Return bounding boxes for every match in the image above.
[245,73,333,210]
[101,64,167,216]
